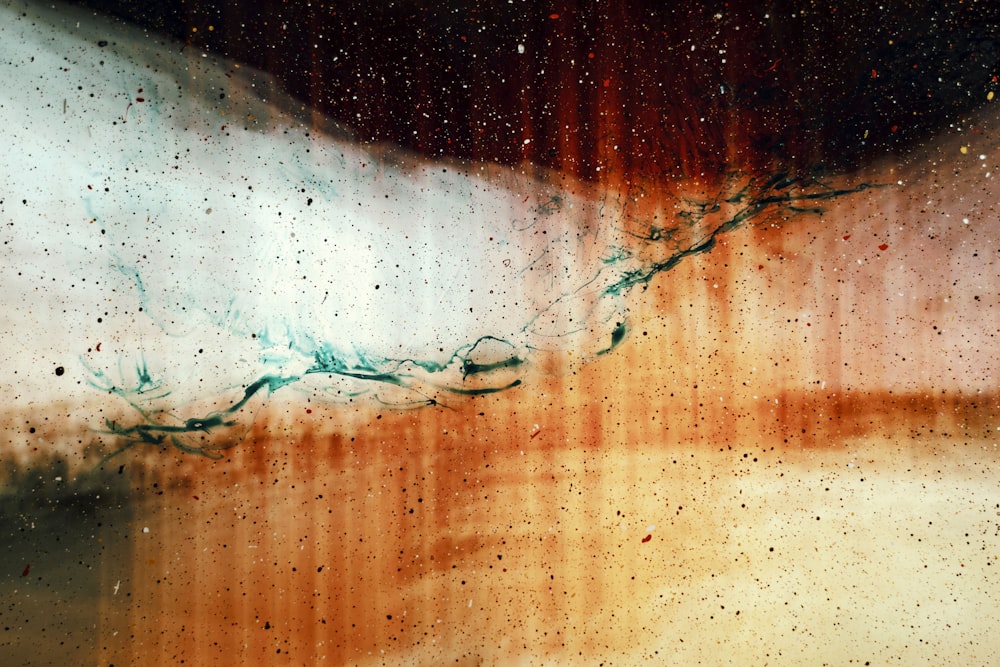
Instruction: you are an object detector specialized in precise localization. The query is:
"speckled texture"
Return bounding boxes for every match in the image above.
[1,1,998,665]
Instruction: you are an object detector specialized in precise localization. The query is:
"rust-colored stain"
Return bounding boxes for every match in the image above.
[59,383,997,666]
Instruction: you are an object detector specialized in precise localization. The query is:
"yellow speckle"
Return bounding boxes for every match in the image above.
[863,129,869,139]
[191,27,197,32]
[960,146,968,154]
[989,91,995,101]
[208,25,215,31]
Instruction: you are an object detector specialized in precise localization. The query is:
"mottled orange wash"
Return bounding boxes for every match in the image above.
[0,131,990,662]
[73,104,1000,661]
[0,48,988,663]
[90,343,998,665]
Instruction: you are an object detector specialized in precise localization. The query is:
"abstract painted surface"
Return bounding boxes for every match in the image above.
[0,1,998,665]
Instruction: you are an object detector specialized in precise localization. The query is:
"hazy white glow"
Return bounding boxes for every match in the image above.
[0,0,629,410]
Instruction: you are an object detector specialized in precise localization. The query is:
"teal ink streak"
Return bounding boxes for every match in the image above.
[95,373,299,462]
[462,357,524,377]
[598,321,629,356]
[436,379,523,396]
[89,170,883,463]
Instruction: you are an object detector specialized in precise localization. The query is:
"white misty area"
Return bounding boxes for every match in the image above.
[0,0,631,413]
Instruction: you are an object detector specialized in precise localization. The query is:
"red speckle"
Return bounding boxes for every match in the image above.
[757,264,764,270]
[549,13,560,19]
[843,234,851,240]
[95,342,101,352]
[890,125,898,133]
[871,69,878,78]
[193,495,200,500]
[21,564,30,577]
[641,534,652,543]
[136,97,145,103]
[221,125,227,131]
[878,243,889,251]
[306,408,312,414]
[806,322,811,326]
[87,184,93,190]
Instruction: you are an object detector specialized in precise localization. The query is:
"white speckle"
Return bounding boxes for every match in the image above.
[523,138,531,144]
[517,44,525,54]
[646,525,656,532]
[142,526,149,533]
[963,218,970,224]
[468,599,473,608]
[113,580,120,595]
